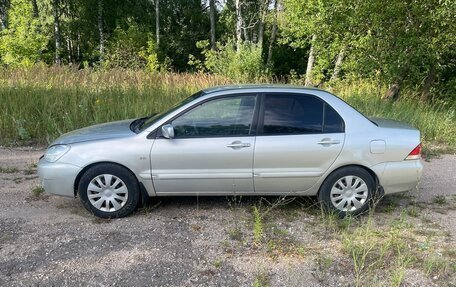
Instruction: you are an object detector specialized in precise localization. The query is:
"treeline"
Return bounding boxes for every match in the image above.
[0,0,455,101]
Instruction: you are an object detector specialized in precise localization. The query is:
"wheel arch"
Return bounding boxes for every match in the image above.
[73,161,139,197]
[318,164,380,196]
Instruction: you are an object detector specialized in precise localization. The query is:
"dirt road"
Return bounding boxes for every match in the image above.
[0,148,455,286]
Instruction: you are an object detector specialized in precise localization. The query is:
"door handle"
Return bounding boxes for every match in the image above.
[226,142,251,148]
[317,139,340,145]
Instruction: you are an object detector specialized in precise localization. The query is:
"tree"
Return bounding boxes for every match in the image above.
[52,0,61,64]
[0,0,9,30]
[97,0,104,63]
[0,0,46,66]
[209,0,215,50]
[155,0,159,47]
[266,0,278,66]
[235,0,241,51]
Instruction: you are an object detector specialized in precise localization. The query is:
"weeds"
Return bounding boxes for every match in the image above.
[0,166,19,173]
[252,205,264,245]
[227,227,243,241]
[31,186,45,198]
[432,195,447,205]
[341,215,416,286]
[252,269,270,287]
[424,255,451,276]
[212,258,223,268]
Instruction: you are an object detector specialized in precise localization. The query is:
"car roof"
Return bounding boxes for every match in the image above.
[202,84,326,95]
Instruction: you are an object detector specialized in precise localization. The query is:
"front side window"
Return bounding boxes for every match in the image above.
[261,93,344,135]
[171,95,257,138]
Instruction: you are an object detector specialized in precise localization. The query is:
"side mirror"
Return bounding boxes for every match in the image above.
[161,124,175,139]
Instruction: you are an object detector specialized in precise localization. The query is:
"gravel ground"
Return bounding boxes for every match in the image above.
[0,147,455,287]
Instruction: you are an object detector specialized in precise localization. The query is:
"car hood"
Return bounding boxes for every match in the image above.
[51,119,135,145]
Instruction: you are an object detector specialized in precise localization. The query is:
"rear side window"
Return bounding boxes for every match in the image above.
[261,93,344,135]
[323,103,344,133]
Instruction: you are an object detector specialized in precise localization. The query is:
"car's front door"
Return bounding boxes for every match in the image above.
[253,93,345,194]
[151,94,258,195]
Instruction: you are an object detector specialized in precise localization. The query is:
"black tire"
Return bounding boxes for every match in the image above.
[318,166,376,217]
[78,163,140,218]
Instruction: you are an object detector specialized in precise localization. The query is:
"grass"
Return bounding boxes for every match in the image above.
[0,166,19,173]
[252,269,270,287]
[32,186,45,197]
[329,80,456,149]
[432,195,448,205]
[0,66,455,149]
[215,192,455,286]
[252,205,264,245]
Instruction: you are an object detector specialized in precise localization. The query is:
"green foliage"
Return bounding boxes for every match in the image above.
[0,0,47,67]
[0,0,454,100]
[0,67,454,148]
[141,40,160,72]
[190,40,268,81]
[252,205,264,244]
[282,0,456,96]
[104,23,149,69]
[0,166,19,173]
[32,186,45,198]
[330,80,456,146]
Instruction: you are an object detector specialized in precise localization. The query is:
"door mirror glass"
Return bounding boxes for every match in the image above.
[161,124,175,139]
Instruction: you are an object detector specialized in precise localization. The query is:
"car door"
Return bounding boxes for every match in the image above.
[253,93,345,194]
[151,94,258,195]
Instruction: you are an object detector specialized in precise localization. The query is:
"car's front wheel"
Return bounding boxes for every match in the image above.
[318,166,376,217]
[78,163,140,218]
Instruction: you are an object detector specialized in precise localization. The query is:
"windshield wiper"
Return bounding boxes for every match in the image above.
[130,116,148,133]
[130,113,157,133]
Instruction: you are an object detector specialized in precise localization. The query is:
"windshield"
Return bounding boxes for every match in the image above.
[136,91,205,133]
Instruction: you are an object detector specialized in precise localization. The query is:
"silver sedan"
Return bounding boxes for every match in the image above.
[38,86,423,218]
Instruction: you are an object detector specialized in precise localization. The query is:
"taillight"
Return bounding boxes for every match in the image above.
[405,144,421,160]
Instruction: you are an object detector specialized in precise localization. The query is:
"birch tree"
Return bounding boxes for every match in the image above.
[209,0,216,50]
[52,0,61,64]
[155,0,159,47]
[235,0,242,51]
[98,0,104,63]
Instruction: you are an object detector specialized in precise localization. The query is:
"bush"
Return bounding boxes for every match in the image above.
[189,40,268,81]
[103,23,163,72]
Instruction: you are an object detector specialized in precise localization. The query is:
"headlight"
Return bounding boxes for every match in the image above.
[44,145,70,162]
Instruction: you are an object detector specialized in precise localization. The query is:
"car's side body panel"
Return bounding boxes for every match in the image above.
[253,133,345,193]
[151,136,255,194]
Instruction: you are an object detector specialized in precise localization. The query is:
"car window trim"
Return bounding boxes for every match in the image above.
[256,92,345,136]
[154,93,261,139]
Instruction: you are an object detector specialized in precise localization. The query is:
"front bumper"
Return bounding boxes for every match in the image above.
[373,160,423,194]
[37,158,82,197]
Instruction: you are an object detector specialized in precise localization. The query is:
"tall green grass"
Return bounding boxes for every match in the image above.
[0,66,455,148]
[330,81,456,149]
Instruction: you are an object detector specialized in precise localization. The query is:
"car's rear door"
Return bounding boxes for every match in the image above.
[151,94,258,195]
[253,92,345,194]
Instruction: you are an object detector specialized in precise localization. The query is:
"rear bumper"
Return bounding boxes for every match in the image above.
[37,158,82,197]
[372,160,423,194]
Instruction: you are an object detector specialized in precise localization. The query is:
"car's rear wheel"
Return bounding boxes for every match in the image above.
[78,163,140,218]
[319,166,376,217]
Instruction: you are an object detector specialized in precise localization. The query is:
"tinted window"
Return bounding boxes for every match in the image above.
[138,91,204,133]
[262,94,323,134]
[172,95,256,138]
[323,104,344,133]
